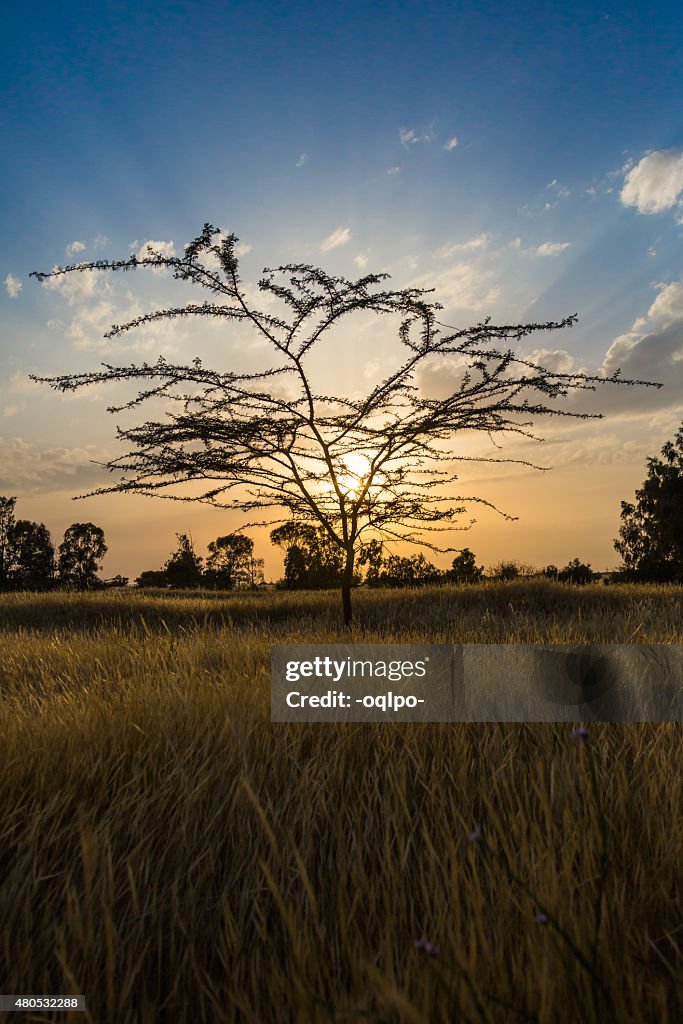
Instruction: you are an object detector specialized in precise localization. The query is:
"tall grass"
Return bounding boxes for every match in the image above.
[0,583,681,1022]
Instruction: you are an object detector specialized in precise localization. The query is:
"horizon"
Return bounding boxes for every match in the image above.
[2,1,683,581]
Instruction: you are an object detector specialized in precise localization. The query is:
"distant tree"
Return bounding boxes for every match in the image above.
[58,523,107,589]
[103,575,129,588]
[270,523,345,589]
[8,520,55,590]
[447,547,484,584]
[0,496,17,591]
[558,558,594,585]
[136,569,168,588]
[204,533,263,589]
[541,564,559,580]
[614,425,683,582]
[31,223,660,625]
[164,533,203,588]
[490,560,520,581]
[489,560,536,580]
[379,552,442,587]
[357,539,385,586]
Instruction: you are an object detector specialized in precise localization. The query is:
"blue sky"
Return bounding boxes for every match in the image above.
[2,0,683,579]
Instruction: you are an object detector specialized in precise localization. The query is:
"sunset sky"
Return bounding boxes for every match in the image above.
[2,0,683,581]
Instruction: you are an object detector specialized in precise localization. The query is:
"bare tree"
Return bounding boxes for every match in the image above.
[31,224,660,624]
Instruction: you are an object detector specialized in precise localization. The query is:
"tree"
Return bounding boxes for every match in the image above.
[0,496,17,591]
[541,564,559,580]
[447,547,484,584]
[58,523,107,589]
[136,569,168,588]
[357,538,385,586]
[205,532,263,589]
[558,558,594,584]
[379,552,442,587]
[8,520,55,590]
[31,224,659,625]
[614,425,683,582]
[164,532,203,588]
[270,522,345,588]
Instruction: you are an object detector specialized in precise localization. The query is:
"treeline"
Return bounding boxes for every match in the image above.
[0,497,106,591]
[0,496,631,593]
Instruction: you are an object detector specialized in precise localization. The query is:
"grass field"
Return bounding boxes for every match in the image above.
[0,582,681,1023]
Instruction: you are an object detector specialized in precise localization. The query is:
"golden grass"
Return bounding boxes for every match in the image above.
[0,583,681,1023]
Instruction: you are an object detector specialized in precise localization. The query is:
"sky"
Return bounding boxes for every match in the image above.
[1,0,683,581]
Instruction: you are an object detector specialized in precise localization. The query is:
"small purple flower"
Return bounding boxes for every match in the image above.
[467,826,482,844]
[534,913,549,925]
[415,937,440,957]
[571,727,590,742]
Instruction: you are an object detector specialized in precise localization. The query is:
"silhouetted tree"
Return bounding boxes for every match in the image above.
[558,558,594,584]
[32,224,660,624]
[379,552,441,587]
[136,569,168,588]
[205,533,263,589]
[447,547,484,584]
[614,425,683,582]
[58,523,107,589]
[357,539,385,586]
[270,522,345,588]
[0,496,17,591]
[164,533,203,588]
[542,564,559,580]
[8,520,55,590]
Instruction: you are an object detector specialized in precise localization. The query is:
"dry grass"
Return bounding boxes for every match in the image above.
[0,583,681,1022]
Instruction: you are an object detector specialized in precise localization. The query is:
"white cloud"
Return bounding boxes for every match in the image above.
[354,252,369,269]
[135,239,176,260]
[536,241,571,256]
[620,149,683,214]
[65,240,86,259]
[433,234,489,259]
[524,348,575,373]
[443,136,458,151]
[646,279,683,326]
[93,234,109,250]
[235,242,252,257]
[41,267,105,305]
[399,126,432,148]
[0,436,116,493]
[295,153,308,168]
[593,275,683,415]
[319,227,351,252]
[4,273,22,298]
[412,262,500,312]
[2,404,22,418]
[387,166,401,174]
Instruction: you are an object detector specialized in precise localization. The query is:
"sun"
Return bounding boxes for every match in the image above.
[336,453,373,496]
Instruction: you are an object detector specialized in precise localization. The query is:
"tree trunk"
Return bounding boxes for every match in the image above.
[341,547,355,628]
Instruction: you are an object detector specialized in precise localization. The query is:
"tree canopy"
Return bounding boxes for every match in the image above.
[32,223,660,623]
[614,424,683,582]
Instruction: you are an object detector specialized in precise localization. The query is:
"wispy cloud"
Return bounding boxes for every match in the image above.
[536,241,571,256]
[399,126,432,148]
[386,166,400,174]
[4,273,22,298]
[319,227,351,252]
[433,234,489,259]
[65,240,86,259]
[295,153,308,167]
[508,238,570,256]
[443,136,458,151]
[620,148,683,216]
[354,252,369,269]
